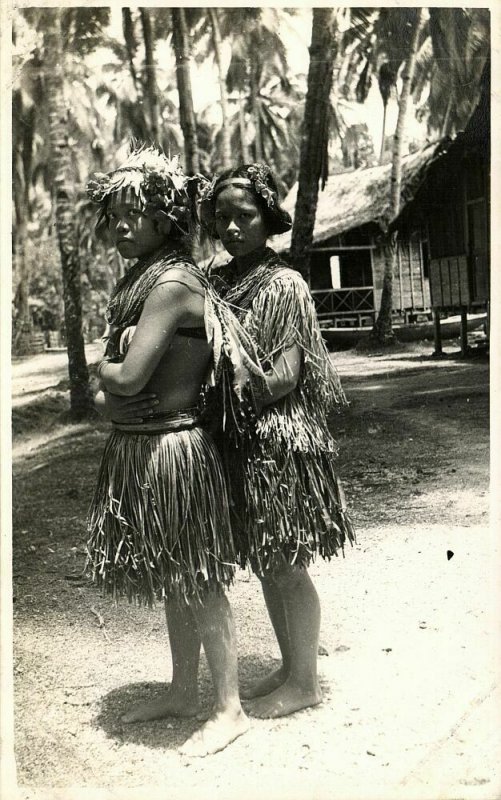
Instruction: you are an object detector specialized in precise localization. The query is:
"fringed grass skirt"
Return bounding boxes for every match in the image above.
[231,435,356,574]
[87,420,235,605]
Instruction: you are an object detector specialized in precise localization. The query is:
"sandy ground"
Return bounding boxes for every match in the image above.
[5,342,500,800]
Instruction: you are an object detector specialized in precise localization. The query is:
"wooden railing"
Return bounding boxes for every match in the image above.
[311,287,375,327]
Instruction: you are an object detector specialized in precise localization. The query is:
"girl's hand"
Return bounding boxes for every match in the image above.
[94,390,159,423]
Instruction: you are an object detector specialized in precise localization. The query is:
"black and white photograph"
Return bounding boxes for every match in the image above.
[2,2,499,799]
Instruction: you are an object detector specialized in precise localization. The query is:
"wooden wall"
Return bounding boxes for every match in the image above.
[421,149,489,309]
[429,255,470,308]
[373,237,430,312]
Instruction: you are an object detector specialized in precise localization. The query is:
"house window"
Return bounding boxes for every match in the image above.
[309,249,373,289]
[330,256,341,289]
[338,250,372,287]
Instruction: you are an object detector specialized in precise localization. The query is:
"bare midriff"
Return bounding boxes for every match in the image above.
[144,333,211,414]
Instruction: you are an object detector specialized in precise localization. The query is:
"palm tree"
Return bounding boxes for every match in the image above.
[171,7,200,173]
[225,8,293,165]
[342,7,489,343]
[343,8,426,165]
[207,8,231,170]
[120,8,161,142]
[417,8,490,138]
[41,7,95,417]
[16,7,111,414]
[12,26,39,346]
[289,8,343,283]
[139,8,160,142]
[369,7,427,345]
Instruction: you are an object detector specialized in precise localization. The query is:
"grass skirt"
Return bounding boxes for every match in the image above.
[230,432,356,574]
[87,424,235,605]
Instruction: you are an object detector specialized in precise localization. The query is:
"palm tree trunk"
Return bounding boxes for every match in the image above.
[289,8,339,284]
[12,200,31,327]
[440,94,453,137]
[238,91,250,162]
[171,8,200,173]
[122,8,139,93]
[370,7,427,345]
[140,8,159,142]
[250,77,263,161]
[12,222,32,354]
[13,97,36,350]
[43,9,93,418]
[379,100,388,163]
[209,8,231,170]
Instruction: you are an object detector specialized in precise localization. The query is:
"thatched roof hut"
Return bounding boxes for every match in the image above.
[272,139,451,253]
[201,139,451,269]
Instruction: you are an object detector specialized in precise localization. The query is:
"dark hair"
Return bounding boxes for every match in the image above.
[200,163,292,240]
[94,192,195,247]
[87,145,201,247]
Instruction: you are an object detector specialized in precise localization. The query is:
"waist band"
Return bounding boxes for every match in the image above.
[113,407,200,434]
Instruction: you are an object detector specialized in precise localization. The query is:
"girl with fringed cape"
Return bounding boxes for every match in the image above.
[201,162,355,720]
[209,247,356,573]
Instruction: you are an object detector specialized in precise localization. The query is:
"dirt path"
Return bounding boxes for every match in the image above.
[7,344,499,800]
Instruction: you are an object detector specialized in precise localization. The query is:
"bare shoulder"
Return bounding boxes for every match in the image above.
[144,267,206,326]
[153,266,205,295]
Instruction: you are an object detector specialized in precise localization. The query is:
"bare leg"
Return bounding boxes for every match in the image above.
[122,598,201,723]
[241,575,291,698]
[248,566,323,719]
[179,591,249,757]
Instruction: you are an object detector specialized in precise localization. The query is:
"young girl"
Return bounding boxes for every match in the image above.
[86,146,260,755]
[200,163,356,719]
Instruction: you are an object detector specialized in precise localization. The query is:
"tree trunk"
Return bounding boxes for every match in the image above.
[12,213,31,327]
[289,9,339,284]
[122,8,140,93]
[238,91,250,162]
[171,8,200,173]
[370,7,427,346]
[250,77,263,161]
[379,99,388,164]
[209,8,231,170]
[140,8,159,142]
[440,94,453,137]
[43,9,93,418]
[13,98,36,350]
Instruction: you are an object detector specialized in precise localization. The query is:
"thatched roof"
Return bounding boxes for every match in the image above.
[201,138,452,268]
[272,138,451,253]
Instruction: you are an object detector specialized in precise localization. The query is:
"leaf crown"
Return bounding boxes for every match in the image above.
[87,145,209,237]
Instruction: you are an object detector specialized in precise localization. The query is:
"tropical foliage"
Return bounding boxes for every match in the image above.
[12,6,490,400]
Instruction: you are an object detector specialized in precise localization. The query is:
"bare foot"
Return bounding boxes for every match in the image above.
[121,690,199,724]
[247,679,322,719]
[241,667,288,699]
[178,710,250,757]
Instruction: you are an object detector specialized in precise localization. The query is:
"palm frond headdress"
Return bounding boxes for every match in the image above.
[87,145,208,240]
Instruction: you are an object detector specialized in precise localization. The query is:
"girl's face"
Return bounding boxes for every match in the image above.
[214,187,268,258]
[106,196,166,259]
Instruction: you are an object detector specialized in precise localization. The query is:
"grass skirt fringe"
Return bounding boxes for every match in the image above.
[232,433,356,574]
[87,426,235,605]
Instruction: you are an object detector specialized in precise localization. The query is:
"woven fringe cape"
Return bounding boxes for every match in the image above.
[87,246,261,605]
[209,247,356,572]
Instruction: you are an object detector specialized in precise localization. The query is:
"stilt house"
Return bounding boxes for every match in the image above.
[274,129,489,336]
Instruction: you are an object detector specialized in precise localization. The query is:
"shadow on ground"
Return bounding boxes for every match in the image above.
[93,653,284,751]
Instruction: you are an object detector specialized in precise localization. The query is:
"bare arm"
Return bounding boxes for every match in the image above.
[98,279,198,396]
[94,389,159,422]
[260,343,301,407]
